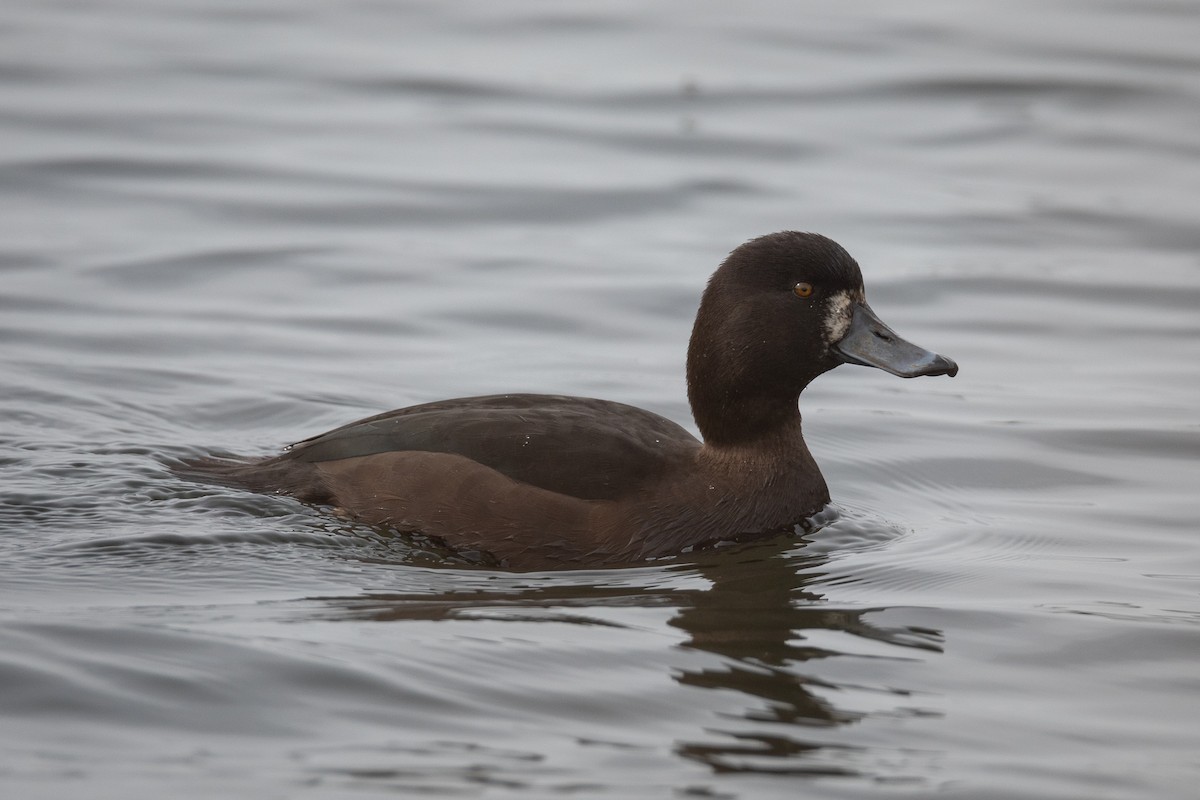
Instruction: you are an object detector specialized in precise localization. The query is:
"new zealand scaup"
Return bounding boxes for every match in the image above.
[184,232,957,569]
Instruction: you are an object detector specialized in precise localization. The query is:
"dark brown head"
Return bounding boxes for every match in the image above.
[686,231,957,446]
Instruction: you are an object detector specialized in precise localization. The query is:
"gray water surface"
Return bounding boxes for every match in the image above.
[3,1,1199,798]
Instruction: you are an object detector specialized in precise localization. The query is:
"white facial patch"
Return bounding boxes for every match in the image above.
[823,290,855,344]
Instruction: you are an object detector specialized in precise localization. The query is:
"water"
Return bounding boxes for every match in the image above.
[2,0,1199,797]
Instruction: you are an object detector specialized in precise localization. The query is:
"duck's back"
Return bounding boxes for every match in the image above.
[281,394,700,501]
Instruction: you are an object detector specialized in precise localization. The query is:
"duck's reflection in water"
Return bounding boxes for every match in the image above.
[302,528,944,779]
[667,538,944,776]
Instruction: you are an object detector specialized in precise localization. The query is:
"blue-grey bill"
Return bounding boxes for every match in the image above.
[833,303,959,378]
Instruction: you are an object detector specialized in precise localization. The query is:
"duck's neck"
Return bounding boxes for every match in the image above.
[696,412,817,475]
[687,375,809,448]
[685,288,820,446]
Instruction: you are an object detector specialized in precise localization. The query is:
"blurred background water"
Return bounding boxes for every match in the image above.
[2,0,1199,798]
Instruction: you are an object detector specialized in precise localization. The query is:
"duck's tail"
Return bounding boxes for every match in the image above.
[171,453,335,505]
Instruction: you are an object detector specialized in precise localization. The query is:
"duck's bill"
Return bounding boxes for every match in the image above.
[833,303,958,378]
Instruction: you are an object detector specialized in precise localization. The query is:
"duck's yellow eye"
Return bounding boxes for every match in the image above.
[793,282,814,298]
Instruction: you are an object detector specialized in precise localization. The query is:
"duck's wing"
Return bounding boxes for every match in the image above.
[281,394,700,501]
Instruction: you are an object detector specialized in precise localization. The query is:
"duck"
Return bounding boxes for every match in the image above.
[183,231,957,569]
